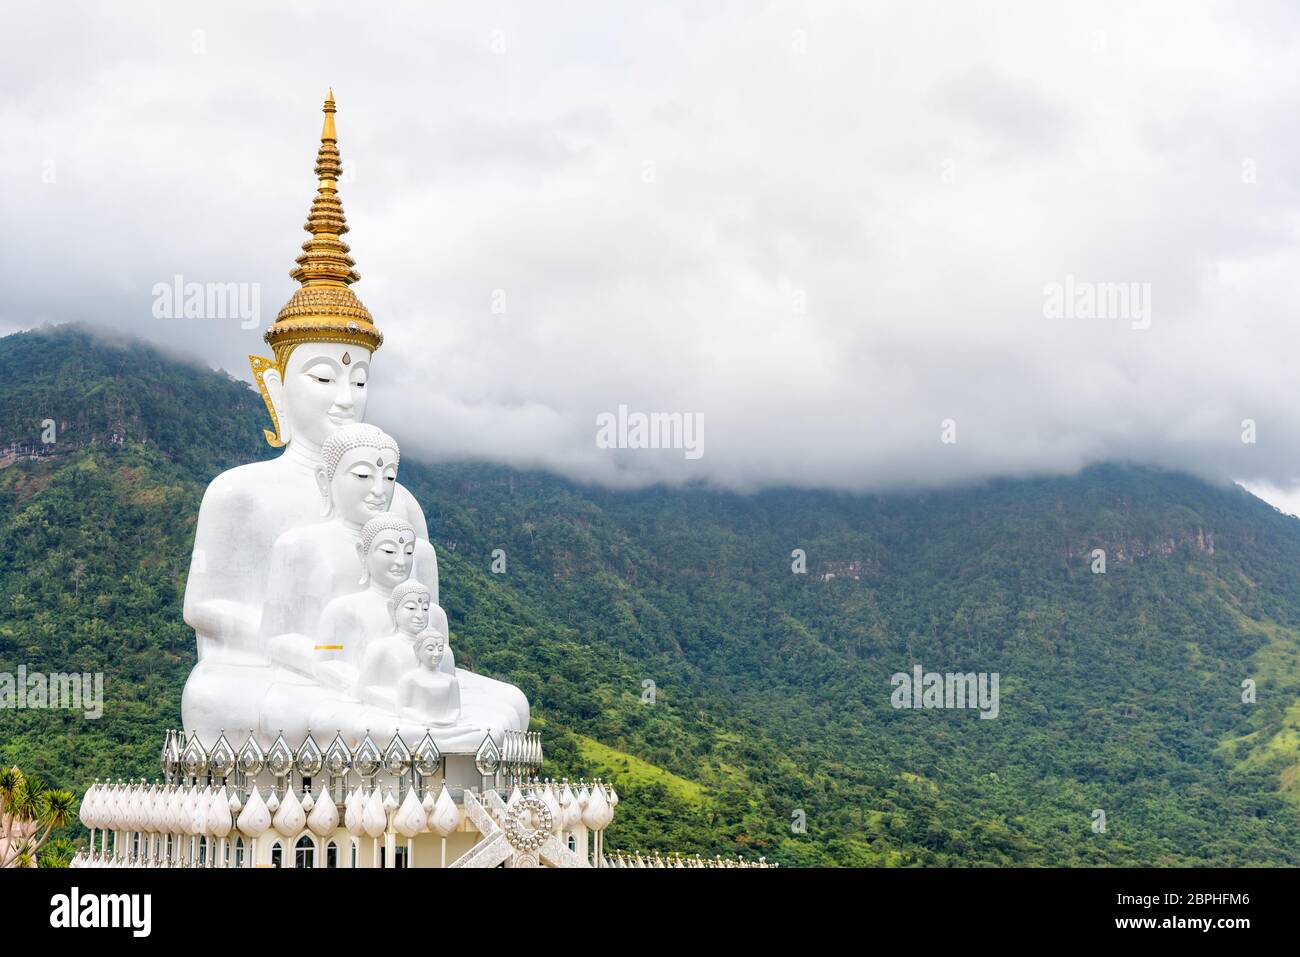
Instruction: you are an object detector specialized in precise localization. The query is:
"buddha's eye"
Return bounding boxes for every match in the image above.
[305,363,337,384]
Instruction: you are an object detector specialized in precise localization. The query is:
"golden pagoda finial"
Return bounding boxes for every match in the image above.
[251,92,384,447]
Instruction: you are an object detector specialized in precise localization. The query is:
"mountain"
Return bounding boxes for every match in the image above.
[3,323,1300,866]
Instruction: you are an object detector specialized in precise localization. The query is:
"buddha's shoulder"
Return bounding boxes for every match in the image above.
[202,459,278,501]
[273,519,336,548]
[202,459,312,507]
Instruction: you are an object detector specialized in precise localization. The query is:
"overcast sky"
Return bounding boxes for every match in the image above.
[4,1,1300,504]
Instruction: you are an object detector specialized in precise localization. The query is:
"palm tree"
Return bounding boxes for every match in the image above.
[0,766,76,868]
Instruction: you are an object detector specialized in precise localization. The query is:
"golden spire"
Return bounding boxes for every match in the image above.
[262,90,383,369]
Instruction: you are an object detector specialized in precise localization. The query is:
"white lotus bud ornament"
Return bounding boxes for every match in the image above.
[273,786,306,837]
[307,788,339,837]
[77,783,96,829]
[207,786,233,838]
[559,782,581,830]
[344,787,365,837]
[237,786,271,837]
[189,786,210,836]
[394,788,426,838]
[583,781,613,831]
[428,785,460,837]
[362,788,387,838]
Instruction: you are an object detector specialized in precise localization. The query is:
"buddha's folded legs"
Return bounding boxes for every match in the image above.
[181,659,276,749]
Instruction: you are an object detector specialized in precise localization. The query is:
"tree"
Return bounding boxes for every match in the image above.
[0,766,76,868]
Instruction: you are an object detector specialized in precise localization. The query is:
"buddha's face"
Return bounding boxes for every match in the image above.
[325,447,397,526]
[276,343,371,449]
[364,530,415,590]
[416,635,445,670]
[394,592,431,636]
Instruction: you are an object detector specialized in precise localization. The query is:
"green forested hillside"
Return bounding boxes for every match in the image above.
[3,324,1300,865]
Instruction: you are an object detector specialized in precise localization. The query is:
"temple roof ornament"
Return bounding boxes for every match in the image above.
[160,729,181,780]
[266,732,295,778]
[324,732,351,778]
[237,734,265,778]
[383,733,412,777]
[296,732,324,778]
[413,731,442,778]
[263,90,383,370]
[474,733,501,777]
[208,732,237,780]
[180,735,207,780]
[353,733,382,779]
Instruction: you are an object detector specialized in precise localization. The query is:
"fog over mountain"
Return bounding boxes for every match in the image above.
[4,1,1300,497]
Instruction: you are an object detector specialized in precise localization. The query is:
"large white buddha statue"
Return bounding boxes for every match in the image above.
[181,93,526,753]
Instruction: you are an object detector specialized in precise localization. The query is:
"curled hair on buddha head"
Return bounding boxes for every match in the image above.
[388,579,432,625]
[320,423,400,483]
[359,514,416,556]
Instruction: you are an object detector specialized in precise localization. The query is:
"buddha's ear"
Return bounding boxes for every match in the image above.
[356,541,368,585]
[250,356,289,447]
[315,467,331,516]
[263,368,290,445]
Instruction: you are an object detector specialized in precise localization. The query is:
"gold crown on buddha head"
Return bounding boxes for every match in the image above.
[251,91,384,447]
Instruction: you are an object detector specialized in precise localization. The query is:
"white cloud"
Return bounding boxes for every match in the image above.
[4,0,1300,494]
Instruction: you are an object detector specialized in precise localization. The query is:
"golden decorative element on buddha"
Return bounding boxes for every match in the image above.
[251,91,384,447]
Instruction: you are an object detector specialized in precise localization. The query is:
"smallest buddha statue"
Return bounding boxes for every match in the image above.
[355,580,454,711]
[395,628,462,726]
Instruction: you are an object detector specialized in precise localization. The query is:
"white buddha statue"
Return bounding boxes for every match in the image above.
[182,93,434,744]
[396,630,461,726]
[182,92,529,754]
